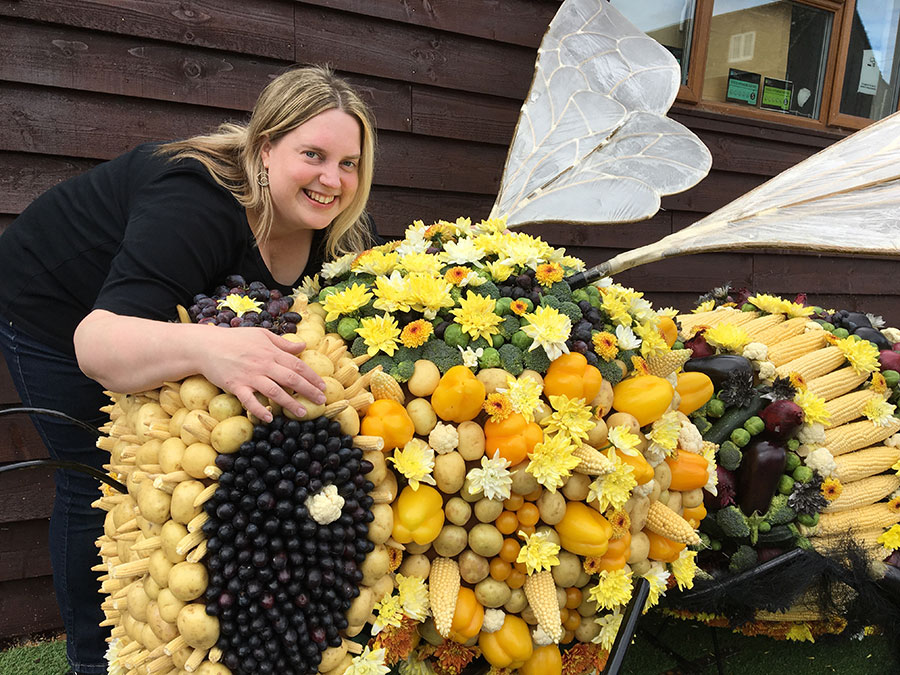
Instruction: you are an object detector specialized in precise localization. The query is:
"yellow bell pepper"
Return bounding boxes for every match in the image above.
[611,375,674,427]
[665,451,710,491]
[543,352,603,402]
[657,316,679,348]
[484,413,544,465]
[521,643,562,675]
[611,448,654,485]
[430,365,486,423]
[391,485,445,546]
[448,587,484,643]
[596,531,631,573]
[360,399,415,451]
[645,529,686,563]
[675,371,714,416]
[556,502,612,557]
[478,614,533,669]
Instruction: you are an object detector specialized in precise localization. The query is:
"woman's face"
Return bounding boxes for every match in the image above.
[260,108,362,236]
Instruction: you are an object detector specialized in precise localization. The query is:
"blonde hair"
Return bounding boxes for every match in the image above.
[159,65,376,258]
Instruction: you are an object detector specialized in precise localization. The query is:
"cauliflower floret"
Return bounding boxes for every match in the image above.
[428,422,459,455]
[885,433,900,448]
[531,624,555,646]
[306,484,344,525]
[881,327,900,344]
[742,342,768,361]
[633,479,656,498]
[757,361,777,381]
[797,422,826,446]
[804,321,824,333]
[805,447,837,478]
[643,443,667,467]
[678,420,704,454]
[481,609,505,634]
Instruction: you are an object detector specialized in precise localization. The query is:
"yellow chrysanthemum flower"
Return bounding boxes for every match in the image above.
[406,273,455,319]
[474,216,508,235]
[820,476,842,501]
[864,397,896,426]
[516,530,560,575]
[869,372,888,394]
[526,432,581,493]
[400,252,444,276]
[781,300,815,318]
[483,393,513,423]
[345,647,390,675]
[785,624,815,643]
[396,574,430,621]
[497,375,544,423]
[400,320,433,348]
[372,271,411,314]
[636,323,669,358]
[877,524,900,551]
[835,335,881,375]
[607,426,640,456]
[535,262,564,287]
[466,451,513,501]
[703,322,750,353]
[671,549,699,591]
[217,293,263,317]
[357,314,402,357]
[541,395,595,445]
[372,595,404,635]
[496,232,549,269]
[451,291,503,343]
[510,299,529,316]
[482,259,514,282]
[692,299,716,313]
[322,283,373,322]
[521,305,572,362]
[592,331,619,361]
[444,266,470,286]
[389,439,436,491]
[748,294,785,315]
[588,569,633,610]
[593,612,623,650]
[648,411,681,453]
[602,293,633,327]
[587,451,637,512]
[794,389,831,426]
[642,564,670,612]
[353,249,399,276]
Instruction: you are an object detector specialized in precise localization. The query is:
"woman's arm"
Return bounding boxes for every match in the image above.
[74,309,325,422]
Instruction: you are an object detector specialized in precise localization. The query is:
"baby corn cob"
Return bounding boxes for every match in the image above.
[573,444,614,475]
[824,418,900,457]
[833,445,900,483]
[822,474,900,513]
[644,500,701,545]
[766,330,828,367]
[823,390,880,429]
[523,570,563,643]
[806,367,869,401]
[369,370,405,404]
[429,557,460,638]
[774,346,845,381]
[753,316,810,347]
[646,349,692,378]
[814,502,900,537]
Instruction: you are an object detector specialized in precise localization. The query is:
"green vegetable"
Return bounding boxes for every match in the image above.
[710,540,722,551]
[757,524,795,545]
[786,438,800,452]
[471,337,493,351]
[498,344,525,376]
[479,348,501,369]
[337,317,360,341]
[717,440,743,471]
[510,330,533,351]
[318,286,339,302]
[491,333,505,348]
[792,465,814,483]
[443,324,469,349]
[539,294,561,309]
[557,301,583,323]
[476,280,500,300]
[692,415,713,436]
[777,475,795,495]
[360,353,395,375]
[390,361,416,383]
[523,346,552,373]
[743,416,765,436]
[706,398,726,418]
[498,316,521,340]
[728,545,758,573]
[422,340,464,374]
[495,297,513,316]
[324,318,340,333]
[546,281,574,303]
[797,512,819,527]
[816,320,835,331]
[784,452,801,473]
[883,369,900,388]
[572,289,590,304]
[595,359,624,386]
[350,336,369,357]
[764,494,797,526]
[730,428,751,447]
[758,521,771,533]
[741,303,756,312]
[833,327,850,339]
[672,340,684,350]
[716,506,750,538]
[702,394,765,445]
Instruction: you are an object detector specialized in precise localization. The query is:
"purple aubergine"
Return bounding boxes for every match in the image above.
[759,400,804,439]
[683,354,753,389]
[737,437,787,515]
[854,326,891,351]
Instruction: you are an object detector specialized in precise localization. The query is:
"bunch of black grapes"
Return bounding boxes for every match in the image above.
[202,415,375,675]
[187,274,302,334]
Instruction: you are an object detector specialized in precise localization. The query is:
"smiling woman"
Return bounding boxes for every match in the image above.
[0,65,379,675]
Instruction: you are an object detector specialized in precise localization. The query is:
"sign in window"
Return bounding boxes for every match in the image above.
[839,0,900,121]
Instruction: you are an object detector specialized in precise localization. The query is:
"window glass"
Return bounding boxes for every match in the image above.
[839,0,900,120]
[610,0,696,84]
[703,1,832,118]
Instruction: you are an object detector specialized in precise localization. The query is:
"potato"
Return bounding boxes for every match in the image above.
[577,594,599,617]
[157,587,186,624]
[475,578,511,608]
[181,442,217,479]
[460,476,483,503]
[433,525,468,558]
[474,498,504,523]
[148,549,174,588]
[138,485,172,525]
[170,480,205,524]
[408,360,441,397]
[176,603,219,650]
[407,398,437,436]
[134,402,169,442]
[405,541,430,555]
[444,497,472,527]
[532,401,551,424]
[135,438,162,470]
[649,480,662,502]
[320,376,345,404]
[519,370,543,387]
[160,520,189,564]
[363,449,387,485]
[360,544,390,586]
[628,531,650,564]
[127,583,150,622]
[575,570,591,588]
[398,553,431,579]
[319,644,349,673]
[146,600,179,642]
[504,588,527,614]
[476,368,511,395]
[682,488,704,508]
[468,523,503,558]
[158,437,187,474]
[631,559,652,576]
[299,350,335,377]
[417,618,444,647]
[207,393,243,421]
[654,461,673,492]
[179,375,220,411]
[434,451,466,495]
[537,490,566,525]
[168,407,189,438]
[586,418,609,447]
[576,615,601,643]
[368,503,393,544]
[606,411,641,434]
[592,380,614,417]
[168,562,208,602]
[345,586,375,626]
[509,461,539,495]
[562,473,591,501]
[370,574,395,605]
[667,490,683,514]
[336,406,361,436]
[535,525,560,546]
[520,606,537,624]
[458,550,489,584]
[210,415,254,454]
[283,393,326,421]
[144,576,161,601]
[196,663,232,675]
[552,550,582,588]
[457,421,485,461]
[629,496,651,533]
[141,623,163,650]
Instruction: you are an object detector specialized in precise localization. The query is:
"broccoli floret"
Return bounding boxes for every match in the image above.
[499,315,522,340]
[717,440,743,472]
[546,280,574,303]
[471,337,493,351]
[350,336,369,357]
[360,353,395,375]
[539,294,561,309]
[728,545,758,574]
[443,324,469,349]
[478,347,501,369]
[325,317,340,333]
[523,346,552,373]
[475,280,500,299]
[393,344,423,363]
[557,301,583,324]
[595,359,623,386]
[422,340,464,374]
[510,330,533,351]
[499,344,524,376]
[764,494,797,526]
[716,505,750,538]
[390,360,416,383]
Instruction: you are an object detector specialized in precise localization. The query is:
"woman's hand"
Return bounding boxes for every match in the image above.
[75,310,326,421]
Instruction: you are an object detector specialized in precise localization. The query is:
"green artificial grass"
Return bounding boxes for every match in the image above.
[0,639,67,675]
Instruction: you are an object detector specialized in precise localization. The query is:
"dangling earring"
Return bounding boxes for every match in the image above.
[257,170,269,187]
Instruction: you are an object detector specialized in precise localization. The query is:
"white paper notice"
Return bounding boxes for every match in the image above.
[859,49,879,95]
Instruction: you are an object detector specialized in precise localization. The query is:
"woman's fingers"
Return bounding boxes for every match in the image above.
[232,385,276,423]
[271,351,327,398]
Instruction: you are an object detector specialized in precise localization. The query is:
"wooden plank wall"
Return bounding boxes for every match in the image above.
[0,0,897,639]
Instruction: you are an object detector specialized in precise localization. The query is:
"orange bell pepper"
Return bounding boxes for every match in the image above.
[391,485,444,546]
[682,503,707,528]
[360,399,415,451]
[448,587,484,643]
[611,448,654,485]
[521,644,562,675]
[543,352,604,402]
[484,413,543,465]
[612,375,674,427]
[478,614,533,669]
[556,502,612,557]
[657,316,679,348]
[596,530,631,572]
[665,451,710,491]
[675,371,714,416]
[430,365,486,423]
[645,529,686,563]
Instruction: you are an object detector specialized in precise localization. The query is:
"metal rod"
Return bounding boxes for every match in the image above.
[601,576,651,675]
[0,406,101,436]
[0,458,127,493]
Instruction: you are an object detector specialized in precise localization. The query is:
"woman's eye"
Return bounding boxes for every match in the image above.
[305,151,318,159]
[341,160,358,169]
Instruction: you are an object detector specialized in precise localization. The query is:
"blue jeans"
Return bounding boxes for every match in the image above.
[0,313,110,674]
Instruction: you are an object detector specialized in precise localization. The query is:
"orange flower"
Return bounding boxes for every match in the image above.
[789,372,807,391]
[445,266,470,286]
[400,319,433,348]
[821,477,843,501]
[606,509,631,539]
[535,262,564,286]
[483,393,513,423]
[371,615,419,665]
[592,331,618,361]
[888,496,900,513]
[510,299,529,316]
